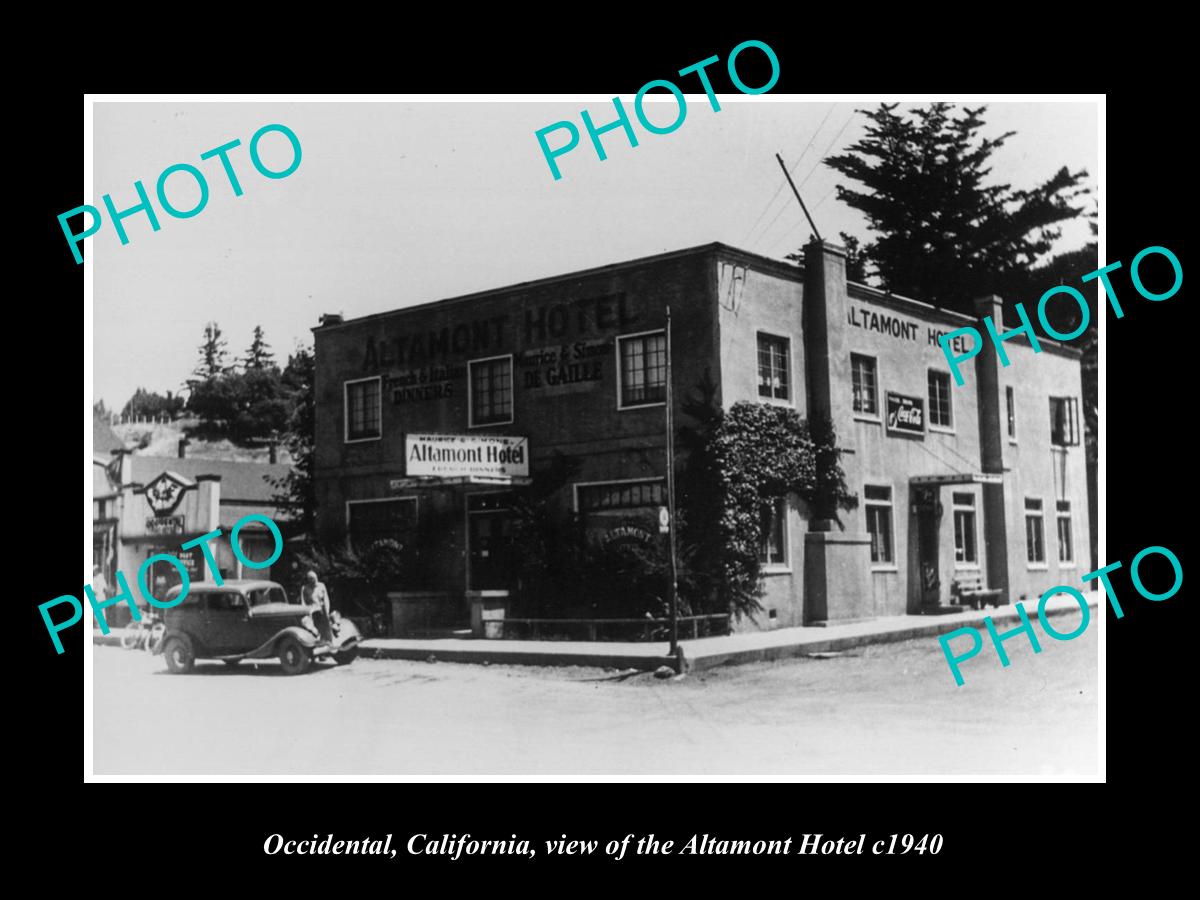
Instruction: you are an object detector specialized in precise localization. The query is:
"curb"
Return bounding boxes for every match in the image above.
[360,644,679,671]
[684,598,1099,673]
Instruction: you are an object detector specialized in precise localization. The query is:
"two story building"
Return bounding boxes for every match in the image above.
[311,239,1089,633]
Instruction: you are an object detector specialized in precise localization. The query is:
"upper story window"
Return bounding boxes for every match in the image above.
[1050,396,1080,446]
[344,377,382,443]
[757,333,791,401]
[851,354,878,417]
[469,355,514,427]
[928,370,953,429]
[1006,386,1017,441]
[617,331,666,409]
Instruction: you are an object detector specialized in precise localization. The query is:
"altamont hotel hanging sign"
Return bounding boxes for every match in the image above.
[405,433,530,479]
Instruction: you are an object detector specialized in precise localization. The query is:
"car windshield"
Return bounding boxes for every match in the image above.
[246,587,289,607]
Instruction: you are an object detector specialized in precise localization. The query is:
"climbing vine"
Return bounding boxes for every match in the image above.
[679,397,856,619]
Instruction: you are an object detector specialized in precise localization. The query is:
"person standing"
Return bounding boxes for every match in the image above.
[301,570,333,642]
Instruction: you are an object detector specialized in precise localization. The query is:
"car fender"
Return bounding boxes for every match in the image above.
[241,625,322,660]
[154,629,194,657]
[332,617,362,650]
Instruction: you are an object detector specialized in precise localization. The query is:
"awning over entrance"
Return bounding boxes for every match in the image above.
[909,473,1003,485]
[389,475,533,492]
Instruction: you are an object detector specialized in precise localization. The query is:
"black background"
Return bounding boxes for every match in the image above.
[22,22,1189,883]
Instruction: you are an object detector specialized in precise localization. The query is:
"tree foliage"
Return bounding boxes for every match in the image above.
[269,345,317,531]
[121,387,185,420]
[244,325,275,370]
[824,103,1090,311]
[191,321,230,382]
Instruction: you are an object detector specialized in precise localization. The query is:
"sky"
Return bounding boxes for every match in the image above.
[91,98,1098,410]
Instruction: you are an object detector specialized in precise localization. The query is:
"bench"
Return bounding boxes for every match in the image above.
[950,573,1004,610]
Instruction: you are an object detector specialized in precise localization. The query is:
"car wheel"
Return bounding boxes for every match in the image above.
[163,638,194,674]
[334,648,359,666]
[277,637,311,676]
[222,659,240,668]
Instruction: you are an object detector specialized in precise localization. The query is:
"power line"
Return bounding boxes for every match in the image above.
[740,104,837,245]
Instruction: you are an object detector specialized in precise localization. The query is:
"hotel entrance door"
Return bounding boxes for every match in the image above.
[467,493,514,591]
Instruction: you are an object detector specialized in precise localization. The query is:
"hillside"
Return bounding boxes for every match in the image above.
[109,418,295,465]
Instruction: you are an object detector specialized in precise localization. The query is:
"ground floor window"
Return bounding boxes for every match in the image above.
[575,479,665,546]
[952,492,977,565]
[1056,500,1074,564]
[1025,498,1046,565]
[759,496,788,567]
[347,498,418,551]
[864,484,894,565]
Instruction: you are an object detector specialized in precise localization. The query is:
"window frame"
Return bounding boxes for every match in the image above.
[951,492,979,569]
[467,353,515,429]
[615,329,668,411]
[343,376,383,444]
[851,353,880,421]
[864,483,896,571]
[758,494,790,572]
[927,369,954,432]
[345,496,419,552]
[1006,385,1018,443]
[755,331,793,405]
[1049,396,1080,447]
[1056,500,1075,567]
[1024,497,1047,569]
[572,477,667,514]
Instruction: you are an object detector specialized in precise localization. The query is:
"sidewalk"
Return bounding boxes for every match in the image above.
[93,592,1097,673]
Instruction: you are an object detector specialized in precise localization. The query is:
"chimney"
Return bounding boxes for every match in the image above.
[268,441,278,464]
[972,293,1011,602]
[178,437,189,459]
[320,313,344,327]
[195,475,222,533]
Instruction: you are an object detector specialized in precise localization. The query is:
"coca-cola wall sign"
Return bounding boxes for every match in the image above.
[886,392,925,436]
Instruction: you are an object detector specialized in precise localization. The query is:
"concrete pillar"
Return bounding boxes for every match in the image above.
[973,295,1010,601]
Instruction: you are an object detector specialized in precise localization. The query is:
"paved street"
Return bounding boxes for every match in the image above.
[92,628,1097,777]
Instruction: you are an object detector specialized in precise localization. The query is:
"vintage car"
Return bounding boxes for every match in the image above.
[154,580,362,675]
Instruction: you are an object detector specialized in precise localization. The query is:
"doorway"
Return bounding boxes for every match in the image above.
[913,487,942,607]
[467,492,514,591]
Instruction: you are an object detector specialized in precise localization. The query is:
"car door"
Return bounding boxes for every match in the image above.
[204,591,250,654]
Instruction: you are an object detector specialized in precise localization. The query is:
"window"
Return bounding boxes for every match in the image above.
[852,354,878,416]
[928,370,953,429]
[1056,500,1074,564]
[617,331,667,408]
[1050,396,1080,446]
[469,355,513,426]
[577,479,665,512]
[864,484,894,565]
[347,498,418,551]
[952,492,977,565]
[1025,498,1046,565]
[757,333,790,401]
[344,377,382,442]
[1006,386,1017,440]
[759,496,788,566]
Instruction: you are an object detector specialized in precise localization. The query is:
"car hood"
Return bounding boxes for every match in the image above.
[249,603,311,619]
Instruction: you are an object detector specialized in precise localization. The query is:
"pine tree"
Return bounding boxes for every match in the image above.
[192,322,229,380]
[244,325,275,370]
[821,103,1090,312]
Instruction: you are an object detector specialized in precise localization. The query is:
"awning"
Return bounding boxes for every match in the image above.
[389,475,533,492]
[910,473,1003,485]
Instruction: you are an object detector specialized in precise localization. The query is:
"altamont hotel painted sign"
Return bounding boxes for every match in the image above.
[847,305,975,356]
[359,294,639,404]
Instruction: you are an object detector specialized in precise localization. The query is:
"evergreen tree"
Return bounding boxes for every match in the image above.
[192,321,229,381]
[244,325,275,370]
[269,345,317,531]
[821,103,1090,312]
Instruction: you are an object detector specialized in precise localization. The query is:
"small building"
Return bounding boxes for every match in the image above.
[311,240,1089,633]
[92,437,293,623]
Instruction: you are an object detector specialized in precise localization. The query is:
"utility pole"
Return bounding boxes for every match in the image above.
[775,152,823,243]
[665,306,679,658]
